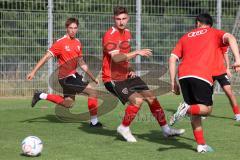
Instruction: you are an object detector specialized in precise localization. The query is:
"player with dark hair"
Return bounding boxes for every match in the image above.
[169,13,240,153]
[27,17,102,127]
[102,6,185,142]
[212,47,240,121]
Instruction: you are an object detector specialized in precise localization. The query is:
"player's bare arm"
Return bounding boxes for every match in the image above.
[223,33,240,71]
[26,51,53,80]
[223,53,232,78]
[128,65,136,78]
[111,48,152,63]
[169,55,180,95]
[78,57,99,84]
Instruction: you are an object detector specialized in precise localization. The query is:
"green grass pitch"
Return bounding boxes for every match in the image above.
[0,95,239,160]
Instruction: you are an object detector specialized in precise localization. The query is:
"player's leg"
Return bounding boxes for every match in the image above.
[82,83,102,127]
[223,85,238,107]
[222,85,240,121]
[31,74,78,108]
[170,99,212,125]
[139,90,185,137]
[218,75,240,121]
[105,79,145,142]
[104,81,136,141]
[187,103,213,153]
[187,104,212,116]
[191,115,214,153]
[31,91,69,108]
[61,95,75,108]
[174,78,214,153]
[117,92,144,142]
[170,78,213,125]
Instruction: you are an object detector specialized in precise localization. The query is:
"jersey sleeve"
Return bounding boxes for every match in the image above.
[171,39,183,60]
[216,29,228,47]
[48,41,62,57]
[102,33,119,55]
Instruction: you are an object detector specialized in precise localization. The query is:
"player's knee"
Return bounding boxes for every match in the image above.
[84,85,98,97]
[206,107,212,115]
[134,97,144,106]
[62,98,75,108]
[227,92,234,98]
[89,90,98,98]
[145,96,156,104]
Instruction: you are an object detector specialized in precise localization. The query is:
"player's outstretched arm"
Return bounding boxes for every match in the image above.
[78,58,99,84]
[223,53,232,78]
[111,49,152,63]
[223,33,240,71]
[169,55,180,95]
[26,51,53,80]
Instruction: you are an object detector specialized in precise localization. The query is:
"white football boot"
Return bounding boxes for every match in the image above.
[117,125,137,142]
[163,128,185,137]
[169,102,190,126]
[197,144,214,153]
[234,114,240,122]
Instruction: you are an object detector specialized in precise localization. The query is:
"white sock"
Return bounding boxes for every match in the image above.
[161,124,170,133]
[90,115,98,125]
[39,93,48,100]
[119,124,130,132]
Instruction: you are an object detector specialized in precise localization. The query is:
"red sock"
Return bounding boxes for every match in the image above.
[193,129,205,145]
[46,94,64,104]
[88,97,98,116]
[187,105,200,115]
[149,99,167,126]
[232,106,240,114]
[122,105,140,127]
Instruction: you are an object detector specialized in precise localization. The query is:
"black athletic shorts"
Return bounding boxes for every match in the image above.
[58,72,89,98]
[179,78,213,106]
[213,73,230,87]
[104,76,149,104]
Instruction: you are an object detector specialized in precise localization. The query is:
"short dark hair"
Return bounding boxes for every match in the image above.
[113,6,128,16]
[65,17,79,28]
[195,13,213,27]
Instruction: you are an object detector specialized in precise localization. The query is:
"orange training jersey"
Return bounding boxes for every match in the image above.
[171,27,227,85]
[102,27,131,82]
[48,35,83,79]
[212,46,228,76]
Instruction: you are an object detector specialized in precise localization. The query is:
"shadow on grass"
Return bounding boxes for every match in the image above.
[79,122,196,152]
[78,122,122,141]
[19,153,41,158]
[209,114,234,120]
[234,123,240,127]
[20,114,80,123]
[164,108,177,115]
[134,130,195,152]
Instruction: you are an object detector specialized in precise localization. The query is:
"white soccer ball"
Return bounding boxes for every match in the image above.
[21,136,43,156]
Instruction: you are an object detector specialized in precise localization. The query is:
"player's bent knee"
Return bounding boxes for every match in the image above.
[206,107,212,115]
[89,90,98,98]
[62,98,75,108]
[134,97,144,106]
[145,97,157,104]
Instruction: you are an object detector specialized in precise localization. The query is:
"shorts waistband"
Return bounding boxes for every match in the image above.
[59,73,77,79]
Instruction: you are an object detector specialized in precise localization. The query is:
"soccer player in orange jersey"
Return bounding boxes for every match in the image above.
[27,18,102,127]
[169,13,240,153]
[212,47,240,121]
[102,6,185,142]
